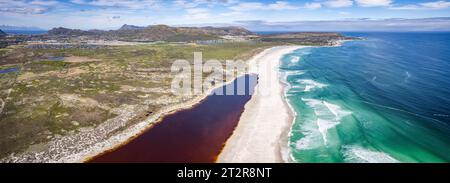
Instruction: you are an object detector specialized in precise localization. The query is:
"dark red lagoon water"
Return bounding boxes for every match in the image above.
[89,75,257,163]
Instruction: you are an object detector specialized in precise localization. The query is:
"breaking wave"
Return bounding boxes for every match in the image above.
[342,145,400,163]
[300,98,351,145]
[284,33,450,163]
[297,79,327,92]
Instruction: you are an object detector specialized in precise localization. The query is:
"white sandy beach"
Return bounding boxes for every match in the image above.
[1,45,304,163]
[218,46,304,163]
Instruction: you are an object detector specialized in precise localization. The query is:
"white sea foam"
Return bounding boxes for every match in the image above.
[283,70,305,75]
[301,98,351,144]
[298,79,327,92]
[295,132,315,150]
[343,145,400,163]
[302,98,322,106]
[324,101,339,119]
[290,56,300,63]
[403,71,411,83]
[280,70,305,88]
[316,119,339,144]
[302,99,351,119]
[299,51,311,56]
[371,76,377,81]
[323,101,352,120]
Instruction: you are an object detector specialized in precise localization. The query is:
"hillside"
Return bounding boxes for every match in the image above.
[118,24,145,31]
[0,41,278,161]
[48,24,254,42]
[260,32,355,46]
[0,29,6,37]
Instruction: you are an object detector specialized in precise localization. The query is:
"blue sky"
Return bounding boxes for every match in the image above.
[1,0,450,30]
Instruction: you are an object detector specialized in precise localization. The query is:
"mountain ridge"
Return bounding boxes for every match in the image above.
[48,24,254,42]
[0,29,6,37]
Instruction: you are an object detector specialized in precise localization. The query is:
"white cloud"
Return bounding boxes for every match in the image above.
[230,2,263,11]
[70,0,88,4]
[30,0,60,6]
[173,0,199,8]
[324,0,353,8]
[230,1,298,11]
[304,0,354,9]
[71,0,160,9]
[390,1,450,10]
[304,2,322,9]
[184,8,210,19]
[236,18,450,32]
[219,11,244,17]
[0,0,60,14]
[267,1,298,10]
[174,0,238,8]
[355,0,392,7]
[420,1,450,9]
[0,7,47,14]
[389,4,420,10]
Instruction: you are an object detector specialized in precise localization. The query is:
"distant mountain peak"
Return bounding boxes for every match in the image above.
[119,24,145,31]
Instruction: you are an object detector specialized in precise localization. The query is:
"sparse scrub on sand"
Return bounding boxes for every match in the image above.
[0,42,277,161]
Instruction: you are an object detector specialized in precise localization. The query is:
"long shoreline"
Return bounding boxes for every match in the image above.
[1,45,302,163]
[85,46,304,163]
[84,46,304,163]
[217,46,305,163]
[1,51,262,163]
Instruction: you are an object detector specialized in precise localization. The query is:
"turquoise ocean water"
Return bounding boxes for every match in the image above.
[280,32,450,163]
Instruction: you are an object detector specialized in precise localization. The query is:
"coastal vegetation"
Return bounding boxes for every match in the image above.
[0,24,354,162]
[0,41,278,160]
